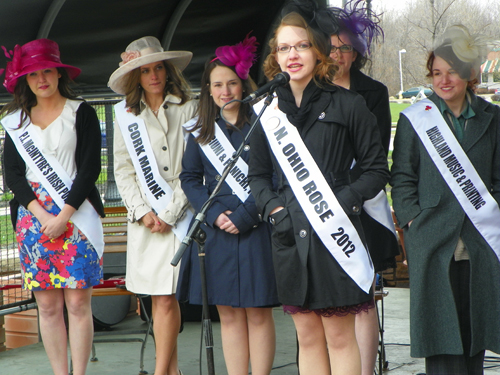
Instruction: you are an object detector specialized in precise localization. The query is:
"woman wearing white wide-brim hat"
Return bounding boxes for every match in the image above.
[108,36,197,375]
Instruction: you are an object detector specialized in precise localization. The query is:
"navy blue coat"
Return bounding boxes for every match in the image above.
[176,118,279,307]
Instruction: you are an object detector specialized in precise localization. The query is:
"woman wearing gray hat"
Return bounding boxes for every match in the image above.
[391,25,500,374]
[108,36,197,375]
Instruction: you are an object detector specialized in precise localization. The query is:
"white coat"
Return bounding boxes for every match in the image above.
[113,94,198,295]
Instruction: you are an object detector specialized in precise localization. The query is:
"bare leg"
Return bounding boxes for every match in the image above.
[355,305,379,375]
[64,288,94,375]
[151,294,181,375]
[34,289,68,375]
[323,313,361,375]
[217,305,250,375]
[246,307,276,375]
[292,312,330,375]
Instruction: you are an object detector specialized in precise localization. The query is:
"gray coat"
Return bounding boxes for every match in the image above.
[390,92,500,358]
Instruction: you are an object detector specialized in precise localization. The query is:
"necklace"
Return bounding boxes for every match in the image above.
[152,108,159,117]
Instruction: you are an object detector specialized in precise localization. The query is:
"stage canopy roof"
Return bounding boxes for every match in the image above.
[0,0,327,101]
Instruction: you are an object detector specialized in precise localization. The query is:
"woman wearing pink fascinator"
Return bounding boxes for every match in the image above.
[177,34,279,375]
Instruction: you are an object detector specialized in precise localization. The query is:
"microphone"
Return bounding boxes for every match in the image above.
[242,72,290,103]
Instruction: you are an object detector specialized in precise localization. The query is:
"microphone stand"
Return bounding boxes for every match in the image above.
[171,91,276,375]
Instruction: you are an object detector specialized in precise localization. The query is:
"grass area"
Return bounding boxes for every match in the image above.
[390,102,411,124]
[1,213,15,247]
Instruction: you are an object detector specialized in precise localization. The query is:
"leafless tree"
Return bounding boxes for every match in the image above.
[365,0,500,96]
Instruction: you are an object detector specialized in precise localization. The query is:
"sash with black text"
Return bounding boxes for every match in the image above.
[2,110,104,258]
[255,98,374,293]
[403,99,500,262]
[114,100,192,240]
[183,117,250,202]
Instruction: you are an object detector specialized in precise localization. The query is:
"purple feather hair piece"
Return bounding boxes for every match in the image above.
[335,0,384,56]
[215,33,258,80]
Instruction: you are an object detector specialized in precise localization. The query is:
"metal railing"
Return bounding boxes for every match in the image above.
[0,99,122,312]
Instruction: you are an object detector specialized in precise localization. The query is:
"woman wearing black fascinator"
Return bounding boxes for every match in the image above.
[248,0,390,373]
[328,2,400,374]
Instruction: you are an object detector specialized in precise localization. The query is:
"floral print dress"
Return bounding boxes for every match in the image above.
[16,181,102,290]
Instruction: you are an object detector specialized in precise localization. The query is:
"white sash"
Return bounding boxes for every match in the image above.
[352,158,396,236]
[255,99,374,293]
[363,190,397,236]
[183,118,250,202]
[403,99,500,262]
[114,100,192,240]
[2,111,104,258]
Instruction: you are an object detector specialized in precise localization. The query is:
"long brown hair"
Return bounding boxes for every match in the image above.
[187,58,257,146]
[1,68,79,127]
[263,12,337,85]
[123,60,191,116]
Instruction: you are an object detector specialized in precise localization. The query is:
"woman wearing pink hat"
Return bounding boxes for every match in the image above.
[177,34,278,375]
[108,36,197,375]
[1,39,105,375]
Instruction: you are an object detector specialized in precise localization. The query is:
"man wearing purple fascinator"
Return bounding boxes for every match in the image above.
[177,34,279,375]
[328,2,400,374]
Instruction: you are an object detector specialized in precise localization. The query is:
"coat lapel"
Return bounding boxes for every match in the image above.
[461,97,493,152]
[301,90,332,135]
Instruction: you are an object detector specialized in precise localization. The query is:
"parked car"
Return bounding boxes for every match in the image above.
[401,86,433,98]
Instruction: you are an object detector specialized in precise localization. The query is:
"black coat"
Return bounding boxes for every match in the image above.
[248,84,390,309]
[3,101,105,229]
[350,68,400,272]
[350,68,392,155]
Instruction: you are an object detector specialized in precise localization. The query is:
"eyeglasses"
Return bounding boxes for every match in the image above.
[330,45,353,54]
[276,42,312,53]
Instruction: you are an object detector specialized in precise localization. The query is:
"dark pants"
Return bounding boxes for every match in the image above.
[425,259,485,375]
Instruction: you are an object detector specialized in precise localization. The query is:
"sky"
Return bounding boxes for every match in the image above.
[328,0,491,13]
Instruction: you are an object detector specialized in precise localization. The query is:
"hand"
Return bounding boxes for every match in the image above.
[215,210,239,234]
[41,215,69,239]
[139,211,158,229]
[140,211,172,234]
[151,218,172,234]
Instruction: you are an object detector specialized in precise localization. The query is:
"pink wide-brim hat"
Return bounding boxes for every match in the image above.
[2,38,81,94]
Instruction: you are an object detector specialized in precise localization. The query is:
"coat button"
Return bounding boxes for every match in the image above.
[244,145,250,151]
[258,214,262,221]
[253,224,258,228]
[318,112,325,120]
[352,205,360,213]
[299,229,307,238]
[162,146,167,151]
[163,166,169,171]
[215,174,221,181]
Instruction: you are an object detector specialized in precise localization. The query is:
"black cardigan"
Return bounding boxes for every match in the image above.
[3,101,105,228]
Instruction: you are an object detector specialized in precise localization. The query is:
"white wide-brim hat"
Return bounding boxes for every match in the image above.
[108,36,192,95]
